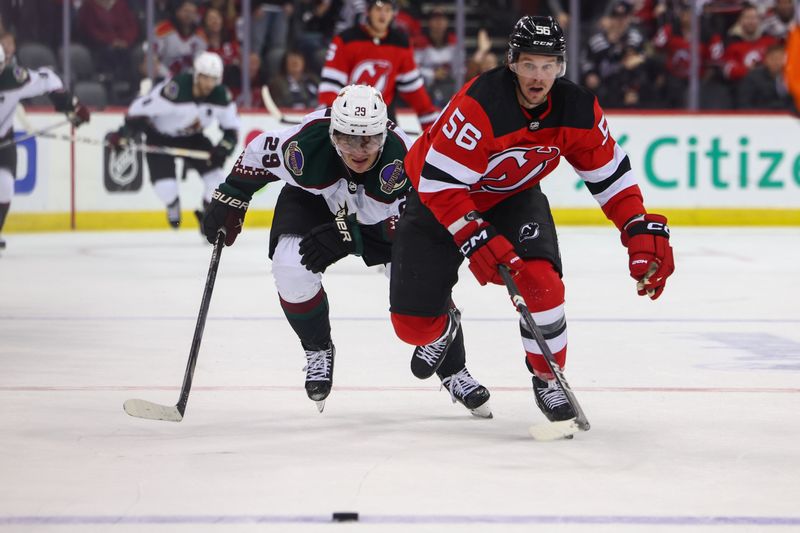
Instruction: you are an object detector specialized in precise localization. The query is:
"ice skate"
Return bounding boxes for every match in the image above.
[532,375,576,422]
[303,342,335,412]
[166,198,181,228]
[440,368,492,418]
[411,307,461,379]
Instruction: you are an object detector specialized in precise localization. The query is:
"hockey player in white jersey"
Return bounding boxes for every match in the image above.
[0,45,90,250]
[109,51,239,228]
[200,85,491,416]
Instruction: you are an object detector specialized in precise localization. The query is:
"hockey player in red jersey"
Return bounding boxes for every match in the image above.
[389,15,675,425]
[318,0,439,131]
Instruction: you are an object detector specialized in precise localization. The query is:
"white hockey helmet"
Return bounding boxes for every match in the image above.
[193,51,223,83]
[330,84,388,137]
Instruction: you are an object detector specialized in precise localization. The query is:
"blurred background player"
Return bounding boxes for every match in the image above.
[201,85,488,415]
[318,0,440,131]
[0,42,90,251]
[389,15,674,425]
[109,51,239,229]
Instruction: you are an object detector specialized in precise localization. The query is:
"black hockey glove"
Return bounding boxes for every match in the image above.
[299,212,363,273]
[202,183,250,246]
[209,145,228,167]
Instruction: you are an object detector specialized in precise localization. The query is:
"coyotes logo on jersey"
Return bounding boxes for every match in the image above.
[478,146,561,193]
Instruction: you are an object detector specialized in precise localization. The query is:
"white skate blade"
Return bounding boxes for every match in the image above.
[124,399,183,422]
[314,400,326,413]
[528,418,582,441]
[469,402,493,419]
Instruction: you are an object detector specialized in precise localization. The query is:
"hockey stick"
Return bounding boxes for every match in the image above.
[124,233,225,422]
[499,265,590,441]
[261,84,301,125]
[44,131,211,160]
[0,119,72,150]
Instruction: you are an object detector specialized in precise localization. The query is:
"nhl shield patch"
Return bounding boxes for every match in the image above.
[284,141,304,176]
[378,159,407,194]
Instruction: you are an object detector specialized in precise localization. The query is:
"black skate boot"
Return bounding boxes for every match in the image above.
[0,236,5,250]
[532,375,576,422]
[440,368,492,418]
[410,307,461,379]
[303,341,335,412]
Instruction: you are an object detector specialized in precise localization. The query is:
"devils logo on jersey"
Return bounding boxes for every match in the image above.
[519,222,540,242]
[350,60,392,93]
[477,146,561,193]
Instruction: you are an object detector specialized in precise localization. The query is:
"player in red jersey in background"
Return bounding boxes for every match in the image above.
[318,0,439,130]
[388,15,675,424]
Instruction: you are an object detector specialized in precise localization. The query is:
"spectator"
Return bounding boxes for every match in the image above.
[393,0,425,50]
[291,0,339,72]
[267,49,319,108]
[652,1,724,107]
[230,52,270,107]
[250,1,292,57]
[76,0,139,95]
[722,3,779,82]
[582,0,656,107]
[465,28,494,80]
[786,8,800,112]
[200,0,238,35]
[202,6,240,72]
[334,0,367,35]
[154,0,207,75]
[737,43,794,109]
[0,31,16,68]
[415,6,457,106]
[762,0,796,39]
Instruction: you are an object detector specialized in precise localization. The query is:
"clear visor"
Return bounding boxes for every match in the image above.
[332,132,384,155]
[508,58,562,80]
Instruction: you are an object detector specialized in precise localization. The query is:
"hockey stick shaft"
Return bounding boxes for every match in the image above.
[499,265,590,431]
[45,131,211,160]
[0,119,72,150]
[176,232,225,416]
[123,233,224,421]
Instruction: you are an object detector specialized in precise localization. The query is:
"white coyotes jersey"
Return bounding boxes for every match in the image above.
[230,109,412,225]
[127,74,239,138]
[0,66,64,136]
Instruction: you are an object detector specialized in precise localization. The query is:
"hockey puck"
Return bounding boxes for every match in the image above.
[332,512,359,522]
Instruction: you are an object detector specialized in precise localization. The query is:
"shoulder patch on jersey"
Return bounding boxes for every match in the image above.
[378,159,407,194]
[163,80,180,101]
[284,141,304,176]
[13,66,30,84]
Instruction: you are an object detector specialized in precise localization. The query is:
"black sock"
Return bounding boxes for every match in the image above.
[0,202,9,233]
[436,326,466,379]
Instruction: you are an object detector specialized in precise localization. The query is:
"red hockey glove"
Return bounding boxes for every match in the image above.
[202,184,250,246]
[621,213,674,300]
[68,103,91,127]
[455,215,523,286]
[107,130,128,154]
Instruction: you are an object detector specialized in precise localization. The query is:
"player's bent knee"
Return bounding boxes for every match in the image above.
[391,312,448,346]
[272,236,322,303]
[517,259,565,307]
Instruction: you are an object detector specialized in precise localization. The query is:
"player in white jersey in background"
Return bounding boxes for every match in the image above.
[0,41,90,251]
[109,51,239,228]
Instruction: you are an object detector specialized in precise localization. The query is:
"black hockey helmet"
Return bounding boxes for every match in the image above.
[507,15,566,63]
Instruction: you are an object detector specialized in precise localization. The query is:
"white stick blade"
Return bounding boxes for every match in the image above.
[124,399,183,422]
[528,418,582,441]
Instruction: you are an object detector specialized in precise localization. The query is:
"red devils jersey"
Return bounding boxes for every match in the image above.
[723,34,779,81]
[319,24,439,128]
[405,67,646,232]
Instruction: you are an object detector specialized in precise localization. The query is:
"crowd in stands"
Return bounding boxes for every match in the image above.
[0,0,797,112]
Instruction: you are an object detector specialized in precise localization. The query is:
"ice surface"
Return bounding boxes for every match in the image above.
[1,227,798,532]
